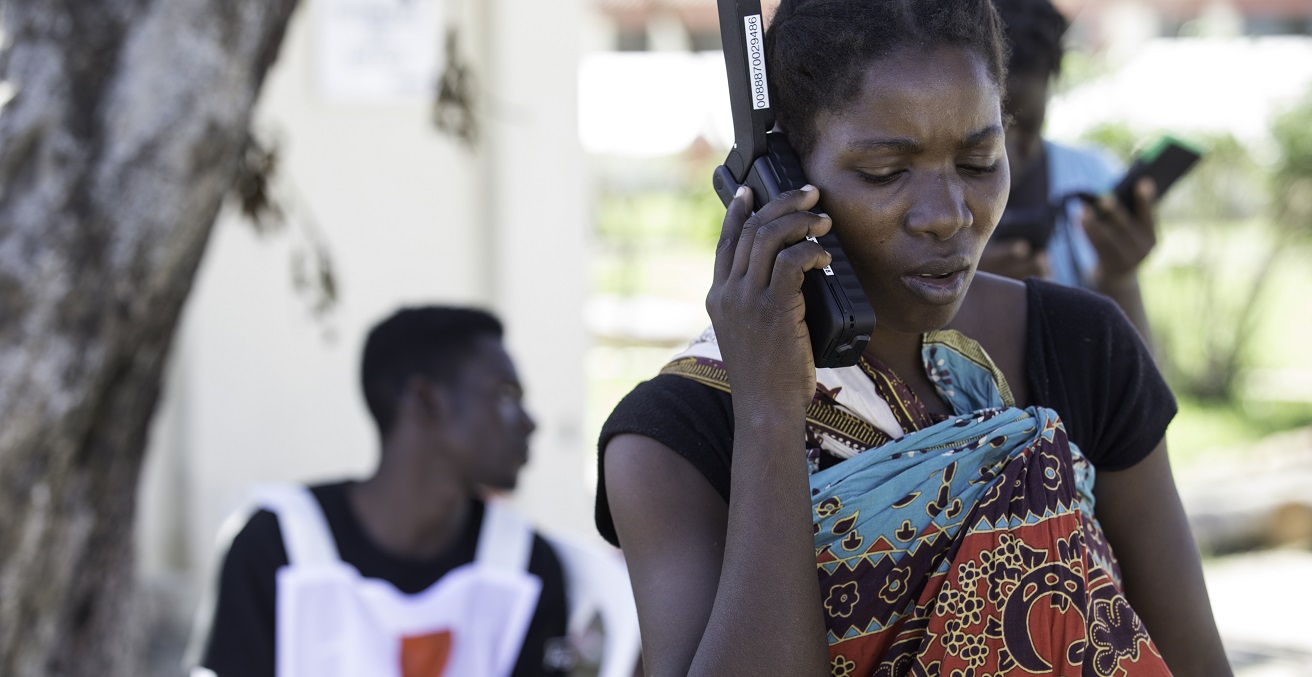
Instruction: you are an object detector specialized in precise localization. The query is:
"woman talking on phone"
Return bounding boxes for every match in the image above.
[595,0,1229,675]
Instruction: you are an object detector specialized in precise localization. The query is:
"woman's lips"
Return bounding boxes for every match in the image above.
[900,267,970,305]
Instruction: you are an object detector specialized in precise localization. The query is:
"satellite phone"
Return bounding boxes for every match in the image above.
[710,0,875,369]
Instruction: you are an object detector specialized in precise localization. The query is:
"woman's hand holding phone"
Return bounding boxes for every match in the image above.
[706,184,833,415]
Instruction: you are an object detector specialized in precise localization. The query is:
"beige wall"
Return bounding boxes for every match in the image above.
[136,0,593,591]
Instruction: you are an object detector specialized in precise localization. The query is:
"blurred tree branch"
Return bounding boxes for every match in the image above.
[232,130,338,327]
[1272,94,1312,237]
[0,0,298,674]
[433,26,479,148]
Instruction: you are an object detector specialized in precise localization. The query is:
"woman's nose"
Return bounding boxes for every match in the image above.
[905,170,972,240]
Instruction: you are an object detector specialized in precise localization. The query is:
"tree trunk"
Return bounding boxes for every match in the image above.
[0,0,297,674]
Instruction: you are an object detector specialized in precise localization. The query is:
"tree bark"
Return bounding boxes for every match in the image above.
[0,0,297,674]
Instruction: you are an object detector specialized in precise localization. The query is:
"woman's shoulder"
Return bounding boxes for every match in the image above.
[602,373,732,441]
[596,372,735,546]
[1021,278,1176,470]
[599,372,735,495]
[950,273,1138,406]
[1024,277,1136,345]
[957,273,1129,343]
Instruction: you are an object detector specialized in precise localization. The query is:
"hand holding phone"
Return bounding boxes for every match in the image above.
[1065,136,1201,282]
[1112,136,1202,216]
[1075,136,1202,216]
[707,183,838,408]
[711,0,874,369]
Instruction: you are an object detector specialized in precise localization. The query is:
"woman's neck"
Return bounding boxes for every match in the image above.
[865,325,953,418]
[865,325,922,376]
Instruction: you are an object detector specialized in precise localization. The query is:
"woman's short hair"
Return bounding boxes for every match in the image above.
[765,0,1009,156]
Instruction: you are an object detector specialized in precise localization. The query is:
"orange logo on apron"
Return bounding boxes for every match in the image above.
[401,630,453,677]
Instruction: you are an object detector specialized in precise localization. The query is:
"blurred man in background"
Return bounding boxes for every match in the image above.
[981,0,1160,338]
[193,306,573,677]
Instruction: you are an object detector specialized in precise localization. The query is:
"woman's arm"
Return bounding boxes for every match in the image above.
[604,185,834,676]
[606,433,826,677]
[1093,441,1232,676]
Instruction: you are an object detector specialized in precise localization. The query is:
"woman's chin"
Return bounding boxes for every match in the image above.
[870,302,965,338]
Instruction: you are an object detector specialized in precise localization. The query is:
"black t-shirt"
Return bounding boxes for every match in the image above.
[594,279,1176,546]
[202,481,569,677]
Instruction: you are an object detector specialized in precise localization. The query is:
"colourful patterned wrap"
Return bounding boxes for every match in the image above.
[662,328,1171,677]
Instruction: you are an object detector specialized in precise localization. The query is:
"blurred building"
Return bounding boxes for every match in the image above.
[590,0,1312,47]
[580,0,1312,160]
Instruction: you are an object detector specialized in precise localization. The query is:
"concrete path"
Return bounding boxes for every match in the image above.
[1206,550,1312,676]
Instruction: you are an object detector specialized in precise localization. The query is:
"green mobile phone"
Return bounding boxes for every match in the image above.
[1112,135,1203,215]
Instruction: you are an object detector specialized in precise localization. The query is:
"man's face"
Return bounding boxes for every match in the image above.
[441,336,537,492]
[1003,71,1050,186]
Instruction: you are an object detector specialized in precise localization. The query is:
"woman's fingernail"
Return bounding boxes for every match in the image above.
[801,184,816,192]
[734,186,747,198]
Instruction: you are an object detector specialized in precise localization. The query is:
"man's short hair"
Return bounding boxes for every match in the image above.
[993,0,1069,78]
[360,306,503,436]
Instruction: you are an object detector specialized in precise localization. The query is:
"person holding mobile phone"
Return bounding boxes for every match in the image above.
[979,0,1158,339]
[595,1,1228,675]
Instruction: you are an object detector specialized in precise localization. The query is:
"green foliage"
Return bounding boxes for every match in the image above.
[594,190,720,245]
[593,156,725,247]
[593,155,726,299]
[1162,132,1267,222]
[1272,93,1312,234]
[1082,115,1307,403]
[1052,50,1113,96]
[1145,219,1293,401]
[1170,396,1312,463]
[1079,122,1138,164]
[1074,109,1312,450]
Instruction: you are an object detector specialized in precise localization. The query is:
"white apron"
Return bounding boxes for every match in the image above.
[263,486,542,677]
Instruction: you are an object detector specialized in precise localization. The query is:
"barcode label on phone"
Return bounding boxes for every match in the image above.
[807,236,835,275]
[743,14,770,110]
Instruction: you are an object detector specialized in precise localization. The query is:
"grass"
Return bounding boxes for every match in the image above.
[1169,397,1312,466]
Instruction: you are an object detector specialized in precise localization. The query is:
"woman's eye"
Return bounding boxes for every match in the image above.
[856,170,902,185]
[959,162,1001,176]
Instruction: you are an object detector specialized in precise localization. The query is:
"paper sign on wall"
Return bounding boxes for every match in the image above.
[317,0,443,103]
